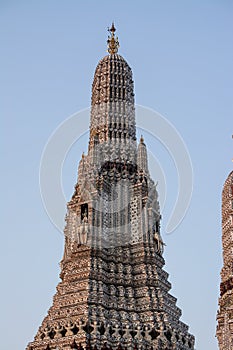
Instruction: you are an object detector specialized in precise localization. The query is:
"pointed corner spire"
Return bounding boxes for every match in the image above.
[107,22,120,55]
[137,134,148,173]
[232,134,233,163]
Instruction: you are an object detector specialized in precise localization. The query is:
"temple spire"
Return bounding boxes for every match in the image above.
[26,24,195,350]
[107,22,119,54]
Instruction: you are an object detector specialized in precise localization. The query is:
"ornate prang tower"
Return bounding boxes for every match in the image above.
[216,170,233,349]
[27,25,195,350]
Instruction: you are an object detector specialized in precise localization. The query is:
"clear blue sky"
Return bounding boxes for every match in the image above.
[1,1,232,349]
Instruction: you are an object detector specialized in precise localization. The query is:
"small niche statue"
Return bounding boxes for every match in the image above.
[153,222,165,255]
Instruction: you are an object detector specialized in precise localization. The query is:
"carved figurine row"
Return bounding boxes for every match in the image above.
[35,320,194,349]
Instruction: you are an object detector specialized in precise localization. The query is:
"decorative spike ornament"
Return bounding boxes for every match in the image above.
[107,23,119,54]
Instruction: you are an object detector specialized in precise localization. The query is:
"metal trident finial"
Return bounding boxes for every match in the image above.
[107,22,119,54]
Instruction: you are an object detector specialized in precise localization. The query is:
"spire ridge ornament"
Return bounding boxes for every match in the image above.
[107,22,119,54]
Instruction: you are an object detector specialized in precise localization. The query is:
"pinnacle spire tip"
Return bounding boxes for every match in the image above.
[107,22,119,55]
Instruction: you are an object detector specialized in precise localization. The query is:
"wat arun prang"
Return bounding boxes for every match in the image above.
[27,25,195,350]
[216,171,233,349]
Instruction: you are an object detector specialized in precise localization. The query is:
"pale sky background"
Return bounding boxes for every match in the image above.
[1,1,233,349]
